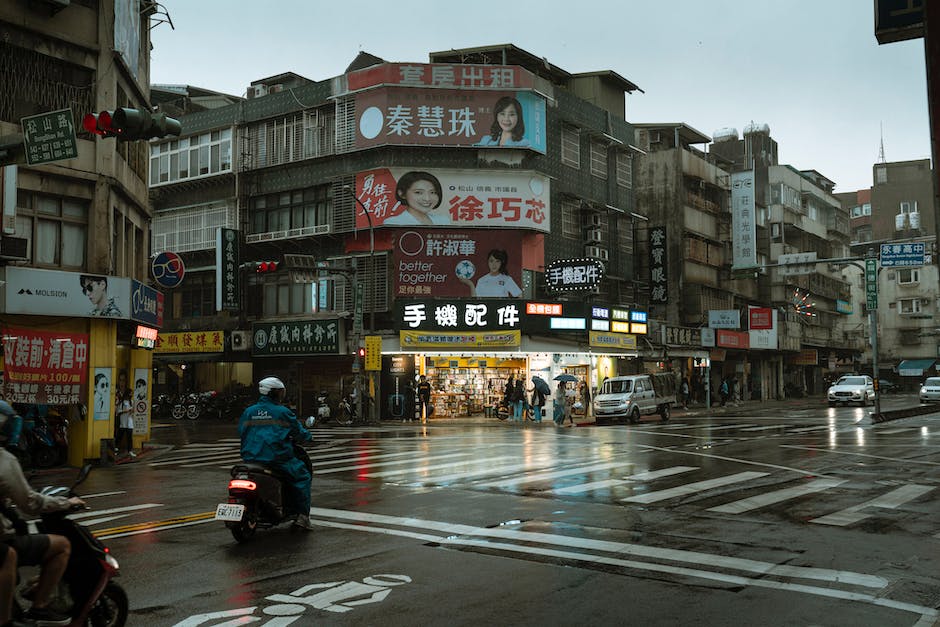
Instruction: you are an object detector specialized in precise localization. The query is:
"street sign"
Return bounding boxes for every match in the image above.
[879,242,925,267]
[364,335,382,371]
[353,280,364,336]
[865,258,878,310]
[21,109,78,165]
[778,252,818,276]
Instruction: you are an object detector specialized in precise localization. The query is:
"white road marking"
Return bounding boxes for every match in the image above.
[786,426,833,433]
[409,456,557,485]
[810,485,935,526]
[780,445,940,466]
[80,491,127,499]
[315,452,472,474]
[551,479,626,495]
[739,425,785,432]
[548,465,702,494]
[622,471,769,504]
[876,428,915,434]
[69,503,163,521]
[476,460,635,489]
[705,424,759,431]
[707,479,848,514]
[626,466,699,481]
[363,455,516,478]
[638,444,828,477]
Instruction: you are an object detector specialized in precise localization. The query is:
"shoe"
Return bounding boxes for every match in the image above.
[291,514,315,531]
[23,605,70,626]
[128,451,137,458]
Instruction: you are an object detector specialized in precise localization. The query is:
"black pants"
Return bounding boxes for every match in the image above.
[418,396,431,419]
[116,426,133,452]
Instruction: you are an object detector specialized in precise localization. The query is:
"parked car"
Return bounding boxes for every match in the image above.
[877,379,901,394]
[827,375,874,406]
[593,373,676,424]
[919,377,940,403]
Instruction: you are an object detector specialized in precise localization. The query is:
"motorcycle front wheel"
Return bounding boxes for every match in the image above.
[87,582,129,627]
[185,404,200,420]
[171,404,186,420]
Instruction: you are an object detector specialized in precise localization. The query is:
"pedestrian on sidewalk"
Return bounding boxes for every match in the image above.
[680,378,690,409]
[719,378,730,407]
[553,381,565,425]
[510,379,526,421]
[563,385,577,426]
[531,380,545,423]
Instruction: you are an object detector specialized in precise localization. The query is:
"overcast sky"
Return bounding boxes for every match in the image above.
[150,0,929,194]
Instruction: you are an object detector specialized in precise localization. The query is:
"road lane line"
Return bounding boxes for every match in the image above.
[738,425,785,432]
[94,511,217,538]
[315,451,472,474]
[705,424,759,431]
[810,484,935,526]
[786,426,833,433]
[363,455,516,478]
[405,456,557,484]
[626,466,699,481]
[707,479,848,514]
[780,445,940,466]
[622,471,769,504]
[638,444,829,477]
[69,503,163,520]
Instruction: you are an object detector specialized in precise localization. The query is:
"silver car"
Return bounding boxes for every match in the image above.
[919,377,940,403]
[827,375,874,406]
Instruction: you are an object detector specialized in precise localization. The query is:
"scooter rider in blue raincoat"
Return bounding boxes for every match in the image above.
[238,377,314,530]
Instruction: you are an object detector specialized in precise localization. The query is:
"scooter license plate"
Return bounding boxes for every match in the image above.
[215,503,245,522]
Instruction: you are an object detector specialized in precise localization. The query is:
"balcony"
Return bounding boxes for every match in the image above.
[245,224,331,243]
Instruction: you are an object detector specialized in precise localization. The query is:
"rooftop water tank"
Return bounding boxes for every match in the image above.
[713,127,739,142]
[895,213,907,231]
[910,211,921,229]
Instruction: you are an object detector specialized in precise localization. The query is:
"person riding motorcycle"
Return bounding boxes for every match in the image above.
[0,411,84,626]
[237,377,313,531]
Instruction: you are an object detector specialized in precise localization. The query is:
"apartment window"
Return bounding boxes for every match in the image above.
[262,281,313,316]
[179,273,215,317]
[900,201,917,214]
[589,141,608,179]
[250,185,331,234]
[862,203,871,215]
[560,198,580,238]
[853,225,872,242]
[615,152,633,188]
[15,191,88,268]
[150,128,232,186]
[898,298,922,314]
[875,167,887,184]
[897,268,920,284]
[561,125,580,168]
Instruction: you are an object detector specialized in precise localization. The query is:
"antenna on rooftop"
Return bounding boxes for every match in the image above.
[878,122,886,163]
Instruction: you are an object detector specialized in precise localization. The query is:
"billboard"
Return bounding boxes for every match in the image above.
[4,267,131,319]
[354,168,550,232]
[347,63,535,92]
[2,327,88,405]
[731,171,757,269]
[392,229,524,299]
[355,87,546,153]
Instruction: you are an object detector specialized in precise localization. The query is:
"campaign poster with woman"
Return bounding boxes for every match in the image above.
[354,167,550,232]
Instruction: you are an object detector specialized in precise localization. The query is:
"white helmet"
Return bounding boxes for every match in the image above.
[259,376,285,396]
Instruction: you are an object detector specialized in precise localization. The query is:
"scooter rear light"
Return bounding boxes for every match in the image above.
[229,479,256,490]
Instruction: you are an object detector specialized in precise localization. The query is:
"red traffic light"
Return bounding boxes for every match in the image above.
[357,347,366,359]
[82,111,116,137]
[254,261,279,273]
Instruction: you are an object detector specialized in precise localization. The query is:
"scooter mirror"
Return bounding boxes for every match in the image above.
[72,464,93,489]
[304,416,316,429]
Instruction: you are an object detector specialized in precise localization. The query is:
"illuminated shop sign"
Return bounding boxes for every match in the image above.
[544,258,605,292]
[526,303,562,315]
[251,319,340,356]
[134,325,158,350]
[522,301,586,334]
[398,299,521,331]
[649,226,667,303]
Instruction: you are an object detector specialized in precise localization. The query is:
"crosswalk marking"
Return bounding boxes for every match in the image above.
[315,451,472,474]
[877,428,914,434]
[363,455,516,479]
[705,424,759,431]
[786,426,832,433]
[622,471,769,504]
[410,456,557,485]
[739,425,784,432]
[810,484,935,526]
[533,466,702,495]
[477,460,634,489]
[707,478,848,514]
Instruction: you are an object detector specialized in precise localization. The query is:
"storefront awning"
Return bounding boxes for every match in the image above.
[897,359,936,377]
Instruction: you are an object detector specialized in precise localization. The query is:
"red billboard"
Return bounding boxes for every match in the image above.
[2,327,89,404]
[393,229,524,298]
[749,307,774,330]
[354,168,551,232]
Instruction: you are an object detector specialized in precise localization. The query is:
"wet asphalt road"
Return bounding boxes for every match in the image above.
[40,394,940,626]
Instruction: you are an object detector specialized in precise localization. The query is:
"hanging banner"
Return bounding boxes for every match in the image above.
[1,327,88,405]
[399,330,520,348]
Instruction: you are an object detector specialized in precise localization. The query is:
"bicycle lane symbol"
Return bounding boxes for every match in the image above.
[172,574,412,626]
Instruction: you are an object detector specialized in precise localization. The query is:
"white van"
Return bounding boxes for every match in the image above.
[593,373,677,424]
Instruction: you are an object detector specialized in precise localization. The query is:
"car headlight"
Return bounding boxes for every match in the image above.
[921,387,928,394]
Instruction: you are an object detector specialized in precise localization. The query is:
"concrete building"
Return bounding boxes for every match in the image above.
[0,1,166,463]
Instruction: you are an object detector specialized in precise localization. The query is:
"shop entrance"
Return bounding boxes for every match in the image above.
[424,356,527,418]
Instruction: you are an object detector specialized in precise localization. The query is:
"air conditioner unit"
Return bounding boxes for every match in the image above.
[586,229,602,243]
[585,246,609,262]
[921,298,931,305]
[249,85,268,99]
[230,330,250,351]
[581,214,602,228]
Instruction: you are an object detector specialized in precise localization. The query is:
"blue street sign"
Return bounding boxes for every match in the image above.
[879,242,925,267]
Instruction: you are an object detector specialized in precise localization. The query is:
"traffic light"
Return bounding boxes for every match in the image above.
[82,110,117,138]
[253,261,279,273]
[83,108,181,141]
[357,347,366,360]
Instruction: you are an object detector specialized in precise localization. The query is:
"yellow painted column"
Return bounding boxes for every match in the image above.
[71,320,117,466]
[127,348,152,449]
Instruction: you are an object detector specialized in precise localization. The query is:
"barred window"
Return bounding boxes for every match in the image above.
[150,129,232,186]
[590,141,608,179]
[15,191,87,269]
[179,272,216,318]
[561,198,580,238]
[561,125,580,168]
[898,298,921,314]
[250,185,331,235]
[616,152,633,188]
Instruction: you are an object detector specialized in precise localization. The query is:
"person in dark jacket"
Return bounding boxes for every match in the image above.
[510,379,526,421]
[239,376,313,530]
[531,380,546,423]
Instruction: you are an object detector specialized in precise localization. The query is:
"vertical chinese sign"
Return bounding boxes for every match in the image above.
[2,327,88,404]
[731,171,757,269]
[216,228,240,311]
[649,226,667,304]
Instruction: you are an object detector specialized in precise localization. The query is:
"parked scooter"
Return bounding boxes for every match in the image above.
[215,418,315,543]
[315,390,332,424]
[11,465,128,626]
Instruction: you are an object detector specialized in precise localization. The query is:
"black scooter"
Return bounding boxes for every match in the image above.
[216,422,315,543]
[12,465,128,627]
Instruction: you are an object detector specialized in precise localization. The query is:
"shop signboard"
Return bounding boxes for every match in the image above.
[748,308,778,350]
[392,229,525,299]
[251,319,340,356]
[523,301,586,334]
[544,258,604,293]
[398,299,522,331]
[708,309,741,329]
[154,331,224,354]
[589,331,638,351]
[400,330,520,349]
[354,87,546,153]
[700,328,716,347]
[347,62,535,92]
[663,325,701,346]
[649,226,667,303]
[789,349,818,366]
[716,329,749,349]
[1,327,88,404]
[151,251,185,288]
[130,280,164,327]
[354,168,550,232]
[216,228,240,312]
[3,267,131,319]
[748,307,774,330]
[731,170,757,269]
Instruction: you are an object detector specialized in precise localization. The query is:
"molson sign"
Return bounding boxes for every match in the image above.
[355,87,546,153]
[354,168,550,232]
